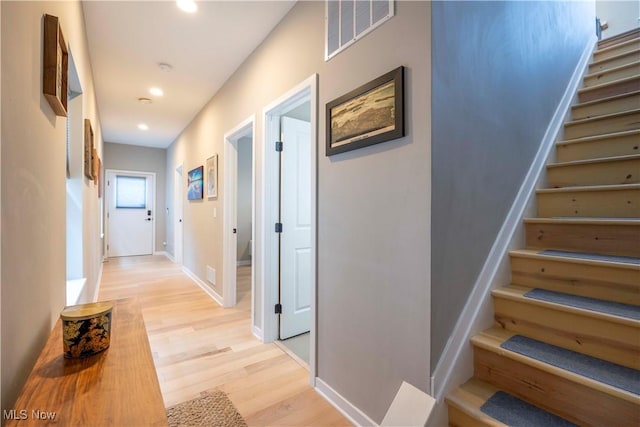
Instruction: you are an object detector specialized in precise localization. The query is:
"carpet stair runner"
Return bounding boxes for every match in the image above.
[446,27,640,426]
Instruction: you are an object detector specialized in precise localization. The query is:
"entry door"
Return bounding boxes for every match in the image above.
[107,171,154,257]
[279,117,312,339]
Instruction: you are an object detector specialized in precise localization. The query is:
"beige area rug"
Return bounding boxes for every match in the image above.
[166,390,248,427]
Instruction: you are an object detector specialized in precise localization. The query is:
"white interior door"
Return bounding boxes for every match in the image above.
[174,166,184,265]
[279,117,311,339]
[107,171,154,257]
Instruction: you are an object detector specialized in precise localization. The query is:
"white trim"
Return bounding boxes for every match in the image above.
[92,260,104,303]
[182,265,224,307]
[252,325,263,341]
[274,339,309,371]
[430,35,597,400]
[174,164,184,266]
[315,378,379,427]
[153,250,168,256]
[164,251,176,263]
[104,169,157,257]
[237,260,252,266]
[261,74,318,388]
[223,115,255,310]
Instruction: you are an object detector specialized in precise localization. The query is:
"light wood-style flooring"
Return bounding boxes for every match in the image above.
[99,255,350,426]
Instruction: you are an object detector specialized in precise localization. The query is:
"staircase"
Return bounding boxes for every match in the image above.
[445,28,640,427]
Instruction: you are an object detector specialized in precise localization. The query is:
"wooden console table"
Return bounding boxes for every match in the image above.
[6,298,167,426]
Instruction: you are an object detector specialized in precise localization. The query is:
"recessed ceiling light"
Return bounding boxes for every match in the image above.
[138,97,153,104]
[138,123,149,131]
[158,62,173,72]
[176,0,197,13]
[149,87,164,97]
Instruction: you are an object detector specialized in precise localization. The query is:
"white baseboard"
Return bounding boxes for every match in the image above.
[237,260,252,266]
[182,266,224,307]
[430,35,598,401]
[315,378,378,427]
[163,252,176,262]
[154,250,167,257]
[252,325,263,341]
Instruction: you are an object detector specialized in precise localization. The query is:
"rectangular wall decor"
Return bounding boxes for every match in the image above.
[84,119,94,180]
[206,155,218,198]
[326,66,404,156]
[43,14,68,117]
[187,166,204,200]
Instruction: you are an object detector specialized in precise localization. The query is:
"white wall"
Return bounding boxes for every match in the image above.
[166,1,431,423]
[1,0,103,411]
[237,137,252,262]
[596,0,640,37]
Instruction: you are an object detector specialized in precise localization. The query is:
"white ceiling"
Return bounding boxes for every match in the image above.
[83,1,296,148]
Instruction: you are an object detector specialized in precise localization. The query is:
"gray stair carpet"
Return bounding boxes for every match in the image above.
[539,249,640,265]
[480,391,578,427]
[525,288,640,321]
[501,335,640,395]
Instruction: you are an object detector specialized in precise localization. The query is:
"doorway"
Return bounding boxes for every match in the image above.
[223,116,255,312]
[174,165,184,265]
[262,75,318,379]
[105,170,156,257]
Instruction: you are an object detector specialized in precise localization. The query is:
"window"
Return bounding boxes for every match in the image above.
[116,176,146,209]
[325,0,394,60]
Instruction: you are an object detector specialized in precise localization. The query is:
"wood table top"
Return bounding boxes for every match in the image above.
[6,297,167,426]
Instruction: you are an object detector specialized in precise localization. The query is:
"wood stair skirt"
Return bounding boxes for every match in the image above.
[445,30,640,427]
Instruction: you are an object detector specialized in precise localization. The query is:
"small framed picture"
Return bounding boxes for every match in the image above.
[326,66,404,156]
[84,119,94,180]
[206,155,218,198]
[187,166,204,200]
[43,14,68,117]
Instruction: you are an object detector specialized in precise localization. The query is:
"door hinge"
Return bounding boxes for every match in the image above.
[274,303,282,314]
[275,141,283,152]
[275,223,283,233]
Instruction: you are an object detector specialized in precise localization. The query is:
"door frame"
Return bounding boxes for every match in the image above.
[174,164,184,265]
[261,74,318,384]
[223,115,256,310]
[105,169,157,258]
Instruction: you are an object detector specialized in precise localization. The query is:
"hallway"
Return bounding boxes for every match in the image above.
[98,255,350,426]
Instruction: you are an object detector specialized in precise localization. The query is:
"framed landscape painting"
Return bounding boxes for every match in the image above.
[187,166,203,200]
[326,66,404,156]
[206,154,218,198]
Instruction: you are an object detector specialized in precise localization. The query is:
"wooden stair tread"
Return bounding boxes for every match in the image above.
[446,379,510,427]
[564,107,640,126]
[598,28,640,49]
[577,74,640,95]
[556,128,640,146]
[589,48,640,69]
[546,153,640,169]
[471,328,640,403]
[492,284,640,325]
[537,183,640,193]
[593,38,640,56]
[510,248,640,270]
[523,217,640,225]
[572,89,640,109]
[583,60,640,82]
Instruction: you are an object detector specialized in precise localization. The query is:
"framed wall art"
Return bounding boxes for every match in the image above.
[43,14,68,117]
[84,119,94,180]
[187,166,204,200]
[326,66,404,156]
[206,154,218,198]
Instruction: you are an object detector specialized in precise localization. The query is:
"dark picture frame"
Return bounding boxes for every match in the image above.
[43,14,68,117]
[84,119,94,180]
[326,66,404,156]
[187,166,204,200]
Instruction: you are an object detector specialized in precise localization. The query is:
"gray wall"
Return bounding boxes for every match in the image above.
[596,0,640,38]
[431,1,595,369]
[103,142,167,252]
[1,0,104,411]
[165,2,430,423]
[237,137,252,262]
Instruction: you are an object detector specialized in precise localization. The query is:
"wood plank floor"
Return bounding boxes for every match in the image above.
[99,255,351,426]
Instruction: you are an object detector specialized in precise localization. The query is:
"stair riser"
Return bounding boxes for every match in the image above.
[547,158,640,187]
[556,132,640,162]
[525,222,640,257]
[579,77,640,103]
[572,93,640,120]
[493,297,639,369]
[583,62,640,88]
[447,406,496,427]
[564,110,640,138]
[598,30,640,49]
[593,41,640,62]
[474,347,639,427]
[590,50,640,73]
[510,255,640,305]
[537,188,640,218]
